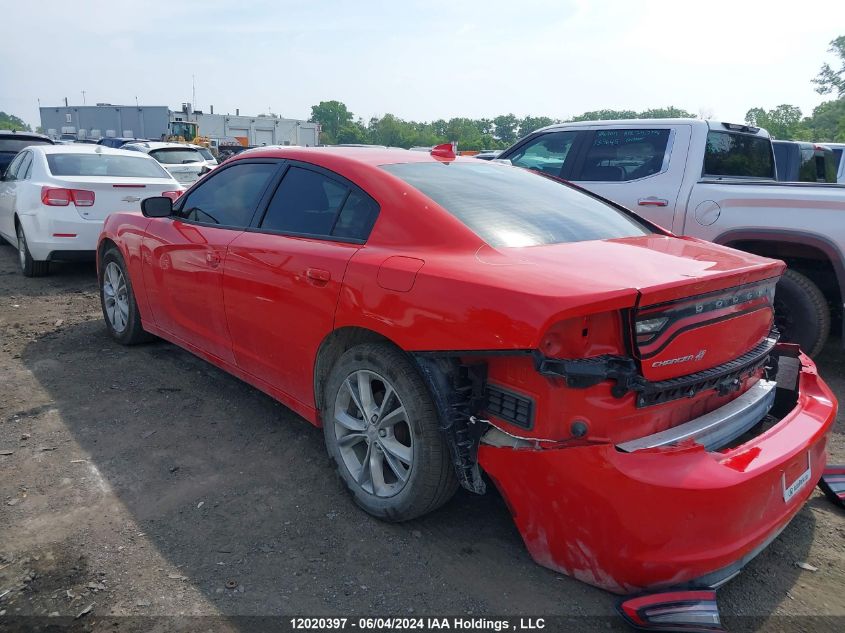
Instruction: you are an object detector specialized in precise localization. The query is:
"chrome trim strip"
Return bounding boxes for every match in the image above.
[618,379,777,452]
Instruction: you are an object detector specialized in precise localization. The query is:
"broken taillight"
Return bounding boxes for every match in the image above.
[618,590,724,632]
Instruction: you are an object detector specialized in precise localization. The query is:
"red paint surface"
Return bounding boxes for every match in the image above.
[96,147,832,593]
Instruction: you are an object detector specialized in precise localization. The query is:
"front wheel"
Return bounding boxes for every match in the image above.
[774,268,830,357]
[323,343,458,521]
[16,223,49,277]
[99,247,152,345]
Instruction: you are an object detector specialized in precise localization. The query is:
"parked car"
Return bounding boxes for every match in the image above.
[97,146,835,594]
[74,139,100,145]
[121,141,209,185]
[0,130,54,175]
[474,149,503,160]
[57,133,78,144]
[823,142,845,183]
[97,137,150,149]
[495,119,845,356]
[194,145,219,170]
[0,145,182,276]
[772,140,838,183]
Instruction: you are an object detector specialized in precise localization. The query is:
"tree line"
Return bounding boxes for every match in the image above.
[311,35,845,149]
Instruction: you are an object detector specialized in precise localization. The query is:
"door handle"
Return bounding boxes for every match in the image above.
[206,251,221,268]
[638,197,669,207]
[306,268,331,285]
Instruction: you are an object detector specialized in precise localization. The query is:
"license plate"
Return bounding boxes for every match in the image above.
[782,451,812,503]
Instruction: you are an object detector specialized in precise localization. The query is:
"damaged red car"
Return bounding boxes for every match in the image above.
[97,146,837,595]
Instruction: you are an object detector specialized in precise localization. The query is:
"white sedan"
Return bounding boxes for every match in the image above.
[121,141,210,186]
[0,144,183,277]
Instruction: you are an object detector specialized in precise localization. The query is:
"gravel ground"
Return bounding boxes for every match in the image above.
[0,243,843,633]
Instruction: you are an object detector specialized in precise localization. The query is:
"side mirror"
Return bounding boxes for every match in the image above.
[141,196,173,218]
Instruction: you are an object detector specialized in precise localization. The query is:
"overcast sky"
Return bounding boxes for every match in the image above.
[2,0,844,128]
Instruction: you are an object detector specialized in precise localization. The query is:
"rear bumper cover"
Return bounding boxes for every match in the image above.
[478,353,836,594]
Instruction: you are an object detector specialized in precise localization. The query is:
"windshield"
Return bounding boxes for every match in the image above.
[0,138,52,153]
[382,161,651,248]
[150,148,204,165]
[704,131,775,179]
[46,153,171,178]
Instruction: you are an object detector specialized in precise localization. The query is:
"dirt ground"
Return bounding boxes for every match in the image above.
[0,243,843,633]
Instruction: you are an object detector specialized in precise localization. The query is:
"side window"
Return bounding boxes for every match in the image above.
[18,153,33,180]
[177,162,278,227]
[508,132,578,176]
[578,129,671,182]
[332,190,380,240]
[4,152,26,180]
[260,166,349,237]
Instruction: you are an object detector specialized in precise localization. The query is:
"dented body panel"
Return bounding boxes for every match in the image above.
[479,353,836,593]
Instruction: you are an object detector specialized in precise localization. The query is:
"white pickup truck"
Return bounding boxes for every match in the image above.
[495,118,845,355]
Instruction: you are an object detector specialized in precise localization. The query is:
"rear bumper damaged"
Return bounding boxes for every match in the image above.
[478,352,836,594]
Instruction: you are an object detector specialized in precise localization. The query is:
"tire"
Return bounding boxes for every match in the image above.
[323,343,458,521]
[99,247,152,345]
[16,222,49,277]
[774,268,830,357]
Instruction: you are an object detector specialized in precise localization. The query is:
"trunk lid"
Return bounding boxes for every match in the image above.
[51,176,180,220]
[501,234,783,381]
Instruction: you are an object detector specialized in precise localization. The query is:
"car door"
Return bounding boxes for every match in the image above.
[568,125,691,232]
[0,151,28,242]
[223,163,379,406]
[501,130,585,179]
[141,160,281,363]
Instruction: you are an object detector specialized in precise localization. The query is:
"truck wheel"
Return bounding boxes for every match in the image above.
[323,343,458,522]
[774,269,829,357]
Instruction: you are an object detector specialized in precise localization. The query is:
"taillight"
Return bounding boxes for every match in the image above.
[41,187,95,207]
[539,311,625,358]
[161,190,183,202]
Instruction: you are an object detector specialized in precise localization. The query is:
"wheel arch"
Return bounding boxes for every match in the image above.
[715,229,844,310]
[312,326,402,420]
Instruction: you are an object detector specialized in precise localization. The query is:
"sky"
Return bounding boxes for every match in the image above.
[2,0,844,129]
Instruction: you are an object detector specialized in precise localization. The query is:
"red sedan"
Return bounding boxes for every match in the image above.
[97,146,836,594]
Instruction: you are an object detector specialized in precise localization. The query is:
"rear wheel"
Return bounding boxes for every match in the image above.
[323,343,458,521]
[774,268,830,357]
[99,247,152,345]
[16,223,49,277]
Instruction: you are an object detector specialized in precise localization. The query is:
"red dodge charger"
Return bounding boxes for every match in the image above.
[97,145,836,594]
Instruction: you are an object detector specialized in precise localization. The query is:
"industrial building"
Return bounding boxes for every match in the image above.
[39,103,320,147]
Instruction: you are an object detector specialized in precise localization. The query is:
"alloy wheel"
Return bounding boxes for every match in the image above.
[103,262,130,333]
[333,370,413,498]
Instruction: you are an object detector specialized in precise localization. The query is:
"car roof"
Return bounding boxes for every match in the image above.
[123,141,202,151]
[0,130,53,141]
[227,145,473,168]
[33,144,158,157]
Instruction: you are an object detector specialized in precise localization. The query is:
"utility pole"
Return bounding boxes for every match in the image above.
[81,90,86,105]
[192,75,196,120]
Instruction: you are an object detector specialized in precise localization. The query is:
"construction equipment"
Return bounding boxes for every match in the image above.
[166,121,210,147]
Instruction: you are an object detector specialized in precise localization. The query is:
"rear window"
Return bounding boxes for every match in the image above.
[382,162,651,248]
[198,148,216,162]
[149,148,204,164]
[46,153,171,178]
[704,131,775,179]
[0,138,52,153]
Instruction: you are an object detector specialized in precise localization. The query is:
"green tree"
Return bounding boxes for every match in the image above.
[745,104,804,139]
[801,99,845,142]
[570,109,638,122]
[638,106,696,119]
[518,115,555,137]
[813,35,845,97]
[0,112,32,132]
[336,121,370,144]
[309,100,353,144]
[493,114,519,144]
